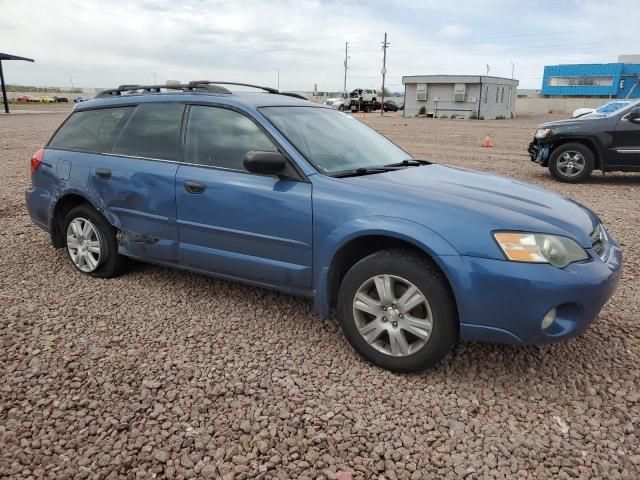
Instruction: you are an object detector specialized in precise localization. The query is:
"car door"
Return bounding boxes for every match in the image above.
[88,103,184,262]
[611,106,640,169]
[175,105,313,292]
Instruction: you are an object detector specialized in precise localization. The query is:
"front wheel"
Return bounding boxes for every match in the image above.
[548,143,595,183]
[337,249,458,372]
[63,204,126,277]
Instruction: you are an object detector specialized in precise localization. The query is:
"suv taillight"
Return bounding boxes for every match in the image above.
[31,148,44,174]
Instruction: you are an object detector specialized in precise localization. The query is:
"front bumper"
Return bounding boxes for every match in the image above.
[528,140,551,166]
[439,234,622,345]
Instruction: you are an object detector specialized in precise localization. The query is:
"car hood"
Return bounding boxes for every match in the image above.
[341,165,598,257]
[537,116,604,129]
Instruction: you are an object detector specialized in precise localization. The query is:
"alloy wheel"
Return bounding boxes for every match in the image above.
[556,151,586,177]
[352,274,433,357]
[66,217,102,273]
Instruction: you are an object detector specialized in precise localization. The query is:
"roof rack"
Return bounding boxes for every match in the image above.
[96,82,232,98]
[187,80,280,94]
[95,81,310,101]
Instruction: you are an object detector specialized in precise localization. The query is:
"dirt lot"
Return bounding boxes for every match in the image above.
[1,111,639,479]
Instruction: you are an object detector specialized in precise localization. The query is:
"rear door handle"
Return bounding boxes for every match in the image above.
[184,180,206,194]
[95,168,111,180]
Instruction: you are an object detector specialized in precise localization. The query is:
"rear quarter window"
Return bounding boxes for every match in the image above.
[48,107,133,153]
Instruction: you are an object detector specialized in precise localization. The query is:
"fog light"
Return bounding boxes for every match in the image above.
[541,308,557,330]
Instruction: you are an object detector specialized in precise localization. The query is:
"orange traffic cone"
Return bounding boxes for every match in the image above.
[482,135,493,148]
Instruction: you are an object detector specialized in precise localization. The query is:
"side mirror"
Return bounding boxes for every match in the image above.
[243,151,287,176]
[625,107,640,124]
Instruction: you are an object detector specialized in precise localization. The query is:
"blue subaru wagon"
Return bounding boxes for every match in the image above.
[25,81,622,372]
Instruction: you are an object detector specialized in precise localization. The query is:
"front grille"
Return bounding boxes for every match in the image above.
[590,224,609,260]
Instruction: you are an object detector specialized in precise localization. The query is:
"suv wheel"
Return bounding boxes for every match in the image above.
[337,249,458,372]
[549,143,594,183]
[63,204,126,277]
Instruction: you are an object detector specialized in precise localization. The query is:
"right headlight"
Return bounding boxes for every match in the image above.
[493,232,588,268]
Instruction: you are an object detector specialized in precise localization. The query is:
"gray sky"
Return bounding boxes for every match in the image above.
[1,0,637,91]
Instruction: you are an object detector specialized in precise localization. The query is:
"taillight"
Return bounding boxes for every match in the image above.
[31,148,44,175]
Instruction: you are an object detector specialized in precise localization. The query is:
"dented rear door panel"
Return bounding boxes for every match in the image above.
[86,153,179,262]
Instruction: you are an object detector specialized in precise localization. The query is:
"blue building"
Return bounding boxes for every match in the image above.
[541,56,640,98]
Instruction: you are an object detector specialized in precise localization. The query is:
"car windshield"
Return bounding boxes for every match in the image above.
[261,106,411,174]
[596,101,632,114]
[583,100,636,118]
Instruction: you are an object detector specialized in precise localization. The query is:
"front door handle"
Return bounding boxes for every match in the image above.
[184,180,206,194]
[95,168,111,180]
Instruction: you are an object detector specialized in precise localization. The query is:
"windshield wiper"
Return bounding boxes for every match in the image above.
[332,166,401,178]
[383,159,431,168]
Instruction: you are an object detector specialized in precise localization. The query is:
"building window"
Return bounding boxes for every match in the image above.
[495,86,499,103]
[416,83,427,101]
[484,86,488,103]
[547,76,614,87]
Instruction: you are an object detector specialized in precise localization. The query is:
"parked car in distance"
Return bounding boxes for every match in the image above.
[54,96,69,103]
[572,107,595,118]
[16,95,39,103]
[383,100,399,112]
[73,96,90,103]
[572,100,633,118]
[350,88,377,103]
[26,81,622,372]
[324,96,349,111]
[40,96,56,103]
[529,99,640,182]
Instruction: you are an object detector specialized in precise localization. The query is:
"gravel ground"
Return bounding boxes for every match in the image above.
[1,111,639,479]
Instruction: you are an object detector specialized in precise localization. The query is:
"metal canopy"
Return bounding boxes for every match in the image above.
[0,52,35,113]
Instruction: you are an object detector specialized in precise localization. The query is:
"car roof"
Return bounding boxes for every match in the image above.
[74,90,323,112]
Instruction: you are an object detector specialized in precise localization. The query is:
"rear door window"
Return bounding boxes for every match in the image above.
[112,103,185,161]
[184,106,277,171]
[48,107,133,153]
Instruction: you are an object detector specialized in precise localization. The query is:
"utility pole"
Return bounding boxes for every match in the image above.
[510,61,515,79]
[486,64,490,76]
[151,72,157,85]
[381,32,389,116]
[273,68,280,90]
[343,42,349,96]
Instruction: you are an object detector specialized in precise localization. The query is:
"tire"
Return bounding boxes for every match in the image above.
[338,105,345,112]
[63,204,126,278]
[337,249,458,372]
[548,143,595,183]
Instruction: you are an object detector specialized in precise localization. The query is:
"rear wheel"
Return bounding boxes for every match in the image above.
[549,143,594,183]
[63,204,126,277]
[337,249,458,372]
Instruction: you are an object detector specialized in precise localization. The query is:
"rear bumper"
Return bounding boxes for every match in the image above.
[439,235,622,345]
[25,187,51,232]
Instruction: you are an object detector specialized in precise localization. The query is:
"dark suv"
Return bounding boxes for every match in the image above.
[528,100,640,182]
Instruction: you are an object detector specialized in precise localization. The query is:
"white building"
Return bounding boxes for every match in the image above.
[402,75,519,119]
